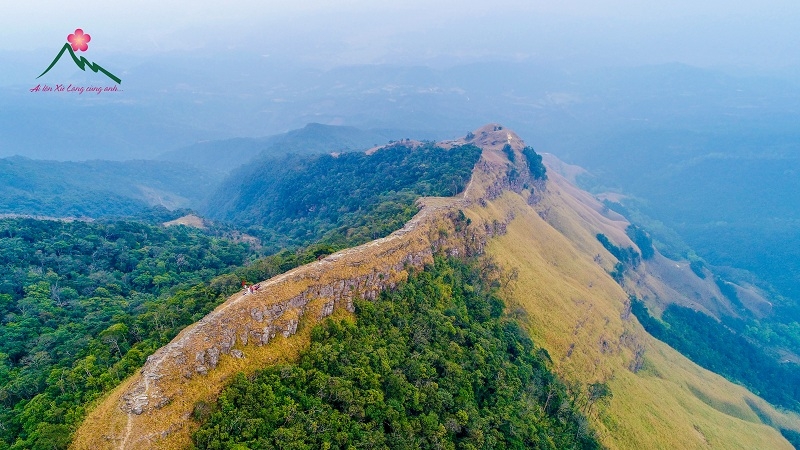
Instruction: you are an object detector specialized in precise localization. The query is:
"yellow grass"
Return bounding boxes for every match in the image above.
[72,300,352,450]
[73,127,800,450]
[470,187,800,449]
[72,183,467,449]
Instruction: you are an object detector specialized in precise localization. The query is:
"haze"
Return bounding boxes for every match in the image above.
[4,0,800,68]
[3,0,800,306]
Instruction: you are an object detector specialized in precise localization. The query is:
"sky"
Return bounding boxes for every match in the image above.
[4,0,800,70]
[3,0,800,161]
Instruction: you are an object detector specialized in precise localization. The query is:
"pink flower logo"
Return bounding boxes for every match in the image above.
[36,28,121,84]
[67,29,91,52]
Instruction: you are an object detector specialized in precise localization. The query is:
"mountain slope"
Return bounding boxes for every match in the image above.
[159,123,401,175]
[467,158,799,449]
[73,194,473,449]
[0,157,220,217]
[203,140,481,251]
[73,124,800,449]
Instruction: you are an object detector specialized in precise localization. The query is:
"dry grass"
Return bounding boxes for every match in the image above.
[72,126,800,449]
[540,166,754,321]
[162,214,207,229]
[72,300,352,450]
[469,185,800,449]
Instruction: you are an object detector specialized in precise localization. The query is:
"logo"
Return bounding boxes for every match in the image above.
[36,29,121,84]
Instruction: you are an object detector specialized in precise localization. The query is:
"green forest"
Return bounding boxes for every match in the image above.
[0,157,219,218]
[205,143,482,252]
[629,298,800,414]
[601,197,800,353]
[192,257,600,450]
[0,218,264,449]
[0,216,397,449]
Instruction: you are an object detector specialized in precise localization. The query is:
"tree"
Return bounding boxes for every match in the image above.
[625,225,654,259]
[522,146,547,180]
[99,323,129,357]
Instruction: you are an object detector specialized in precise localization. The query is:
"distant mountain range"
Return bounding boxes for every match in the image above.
[0,156,218,218]
[0,124,404,218]
[158,123,405,175]
[6,60,797,162]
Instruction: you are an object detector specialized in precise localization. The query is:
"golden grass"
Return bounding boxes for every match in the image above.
[469,187,800,449]
[73,131,800,449]
[539,167,749,321]
[72,299,353,450]
[72,184,467,450]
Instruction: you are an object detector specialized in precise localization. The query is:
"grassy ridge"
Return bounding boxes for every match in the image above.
[5,141,484,449]
[472,185,798,449]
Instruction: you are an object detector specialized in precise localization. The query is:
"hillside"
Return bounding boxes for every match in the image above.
[569,125,800,308]
[0,218,258,449]
[469,150,800,448]
[159,123,402,175]
[203,141,482,251]
[73,125,800,449]
[0,157,220,218]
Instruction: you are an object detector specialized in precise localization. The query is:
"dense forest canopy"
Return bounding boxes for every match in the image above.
[0,157,219,218]
[193,257,601,450]
[0,142,498,449]
[0,218,261,449]
[205,143,482,252]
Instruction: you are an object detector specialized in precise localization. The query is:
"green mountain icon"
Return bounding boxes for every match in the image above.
[38,43,121,84]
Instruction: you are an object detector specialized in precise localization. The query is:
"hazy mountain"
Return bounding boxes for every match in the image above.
[159,123,405,175]
[0,156,220,217]
[6,63,800,305]
[9,58,796,163]
[203,140,481,251]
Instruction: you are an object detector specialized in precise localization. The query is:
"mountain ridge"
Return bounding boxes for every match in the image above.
[158,123,406,175]
[73,125,800,449]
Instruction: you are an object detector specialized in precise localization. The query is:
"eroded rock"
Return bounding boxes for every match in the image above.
[207,347,220,368]
[282,319,299,338]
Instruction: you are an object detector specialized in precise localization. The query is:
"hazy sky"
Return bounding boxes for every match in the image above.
[5,0,800,69]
